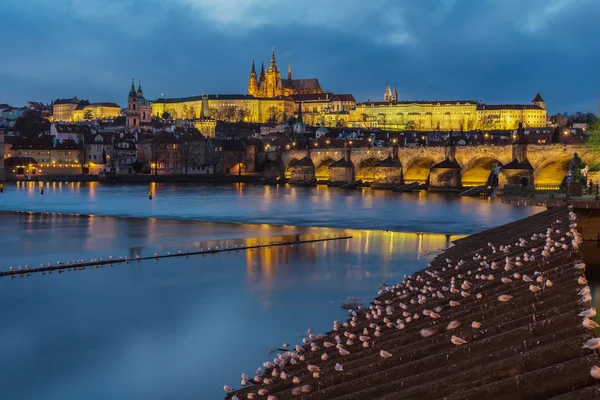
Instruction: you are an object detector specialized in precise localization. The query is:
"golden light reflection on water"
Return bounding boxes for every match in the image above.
[244,228,463,292]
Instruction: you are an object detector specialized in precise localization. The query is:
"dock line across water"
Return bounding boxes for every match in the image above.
[0,235,353,278]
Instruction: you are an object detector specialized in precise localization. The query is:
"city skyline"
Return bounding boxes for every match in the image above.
[1,0,599,112]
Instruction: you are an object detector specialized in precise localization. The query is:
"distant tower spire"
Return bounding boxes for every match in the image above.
[270,47,276,71]
[288,64,292,81]
[129,79,136,96]
[259,61,265,81]
[248,60,259,96]
[137,80,143,97]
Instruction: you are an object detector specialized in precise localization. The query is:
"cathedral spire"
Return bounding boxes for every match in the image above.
[288,64,292,81]
[259,61,265,81]
[251,59,256,74]
[270,47,277,71]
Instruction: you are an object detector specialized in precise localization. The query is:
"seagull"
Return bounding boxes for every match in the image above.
[583,318,600,329]
[335,363,343,371]
[498,295,513,302]
[380,350,392,359]
[451,336,467,345]
[583,338,600,350]
[471,321,481,329]
[591,365,600,379]
[446,321,461,330]
[529,285,542,293]
[579,308,596,318]
[223,385,233,393]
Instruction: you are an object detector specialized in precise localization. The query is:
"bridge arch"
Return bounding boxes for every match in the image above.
[534,156,572,186]
[404,157,436,184]
[285,157,300,179]
[356,157,379,182]
[316,157,336,181]
[461,157,502,187]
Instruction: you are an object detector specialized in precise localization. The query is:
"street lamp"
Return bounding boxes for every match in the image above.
[563,129,569,145]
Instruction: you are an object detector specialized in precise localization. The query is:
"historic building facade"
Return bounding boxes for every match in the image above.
[151,94,295,126]
[52,97,88,122]
[71,102,121,122]
[247,50,323,98]
[347,92,547,131]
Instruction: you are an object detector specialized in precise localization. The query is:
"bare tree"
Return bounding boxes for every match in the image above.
[106,143,120,172]
[208,139,223,174]
[361,113,369,128]
[266,106,282,123]
[210,107,222,120]
[378,113,387,129]
[180,139,203,175]
[144,141,168,175]
[77,133,88,174]
[236,108,248,122]
[223,106,237,122]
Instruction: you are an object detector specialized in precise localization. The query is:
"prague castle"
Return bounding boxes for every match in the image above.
[346,88,547,131]
[151,50,547,132]
[248,50,323,98]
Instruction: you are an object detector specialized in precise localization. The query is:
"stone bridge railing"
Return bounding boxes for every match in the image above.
[279,144,589,188]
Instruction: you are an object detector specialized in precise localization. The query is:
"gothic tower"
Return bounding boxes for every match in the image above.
[264,49,282,98]
[384,84,398,102]
[248,60,258,97]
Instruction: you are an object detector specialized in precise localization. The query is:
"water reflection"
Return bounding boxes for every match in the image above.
[0,212,460,399]
[0,182,541,234]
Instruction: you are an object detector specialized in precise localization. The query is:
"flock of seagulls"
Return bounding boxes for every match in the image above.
[3,241,279,278]
[226,207,600,399]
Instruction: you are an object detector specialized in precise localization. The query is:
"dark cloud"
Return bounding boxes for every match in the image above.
[0,0,598,112]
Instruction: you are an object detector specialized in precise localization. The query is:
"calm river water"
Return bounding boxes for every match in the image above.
[0,182,546,399]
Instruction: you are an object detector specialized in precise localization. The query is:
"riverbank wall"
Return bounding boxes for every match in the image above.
[229,205,599,399]
[7,174,264,184]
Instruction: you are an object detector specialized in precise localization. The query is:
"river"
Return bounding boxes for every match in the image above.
[0,182,544,399]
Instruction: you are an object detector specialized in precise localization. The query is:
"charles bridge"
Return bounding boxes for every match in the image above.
[275,143,593,191]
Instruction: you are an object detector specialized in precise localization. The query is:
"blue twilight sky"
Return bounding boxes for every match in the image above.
[1,0,599,113]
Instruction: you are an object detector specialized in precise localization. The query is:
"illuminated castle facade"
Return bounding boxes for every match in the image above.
[347,89,547,131]
[248,50,323,98]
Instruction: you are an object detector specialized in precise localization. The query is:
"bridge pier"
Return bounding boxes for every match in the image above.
[328,144,355,186]
[289,147,316,184]
[372,145,403,189]
[498,140,534,194]
[429,143,461,192]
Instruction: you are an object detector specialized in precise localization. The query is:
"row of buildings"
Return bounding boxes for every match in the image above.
[2,122,257,177]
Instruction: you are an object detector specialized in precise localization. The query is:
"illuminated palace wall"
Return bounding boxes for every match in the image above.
[152,95,295,123]
[71,103,121,122]
[347,100,547,131]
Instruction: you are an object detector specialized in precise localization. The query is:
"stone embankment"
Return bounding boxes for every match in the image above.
[228,205,599,399]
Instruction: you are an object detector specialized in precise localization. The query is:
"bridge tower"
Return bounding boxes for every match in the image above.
[288,144,316,185]
[372,144,403,189]
[329,142,355,186]
[429,134,462,191]
[498,123,534,193]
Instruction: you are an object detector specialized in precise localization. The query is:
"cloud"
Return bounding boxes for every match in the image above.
[175,0,416,47]
[523,0,587,33]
